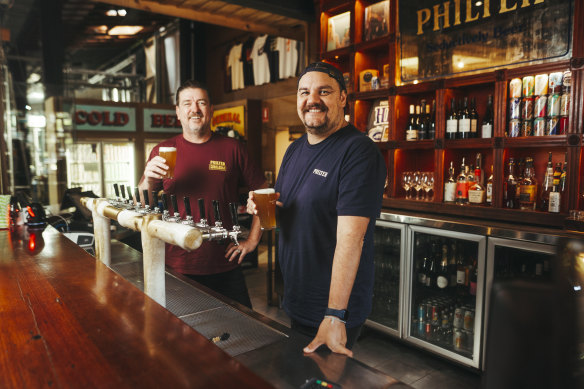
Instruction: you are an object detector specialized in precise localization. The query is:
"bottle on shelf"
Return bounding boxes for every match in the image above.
[560,152,567,193]
[446,99,458,140]
[428,100,436,140]
[444,161,457,203]
[456,244,467,297]
[486,165,493,205]
[418,100,428,140]
[504,158,519,209]
[469,97,479,138]
[458,97,471,139]
[482,94,494,138]
[406,104,418,141]
[419,254,429,286]
[469,259,478,296]
[448,243,458,291]
[437,244,449,290]
[468,153,485,205]
[549,183,561,213]
[455,158,468,205]
[425,250,436,289]
[539,152,554,211]
[519,157,538,210]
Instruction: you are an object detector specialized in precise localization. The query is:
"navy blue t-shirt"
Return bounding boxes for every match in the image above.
[275,124,387,328]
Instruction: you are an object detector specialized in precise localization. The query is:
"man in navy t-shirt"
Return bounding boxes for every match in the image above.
[248,62,386,356]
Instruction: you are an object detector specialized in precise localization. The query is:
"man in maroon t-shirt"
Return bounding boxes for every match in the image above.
[139,80,265,308]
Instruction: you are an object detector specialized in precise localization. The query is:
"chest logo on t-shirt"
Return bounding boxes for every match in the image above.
[312,168,328,178]
[209,160,226,171]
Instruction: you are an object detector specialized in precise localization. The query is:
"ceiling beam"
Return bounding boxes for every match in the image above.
[95,0,306,40]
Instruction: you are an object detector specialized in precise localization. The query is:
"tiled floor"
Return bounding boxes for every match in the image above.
[244,244,482,389]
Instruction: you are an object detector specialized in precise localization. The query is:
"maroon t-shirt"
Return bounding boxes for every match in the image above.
[143,133,265,275]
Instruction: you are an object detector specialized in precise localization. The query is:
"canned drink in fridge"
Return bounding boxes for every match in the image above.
[534,118,547,136]
[560,93,570,116]
[548,94,561,117]
[534,95,547,118]
[521,120,533,137]
[559,116,569,134]
[431,304,440,324]
[463,329,474,352]
[521,97,534,120]
[416,318,425,336]
[463,309,475,331]
[508,119,521,137]
[509,98,521,119]
[425,321,433,341]
[453,329,465,352]
[453,307,464,329]
[547,117,560,135]
[509,78,522,98]
[534,74,548,95]
[417,303,426,322]
[548,72,563,94]
[522,76,535,97]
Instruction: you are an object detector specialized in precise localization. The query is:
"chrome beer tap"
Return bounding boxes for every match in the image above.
[200,200,228,242]
[228,202,242,246]
[134,187,144,212]
[182,197,195,226]
[160,193,171,221]
[112,183,121,207]
[126,186,134,207]
[195,198,209,230]
[141,189,151,214]
[151,190,161,214]
[167,194,181,222]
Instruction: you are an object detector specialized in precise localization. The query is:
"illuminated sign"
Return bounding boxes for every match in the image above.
[143,108,182,133]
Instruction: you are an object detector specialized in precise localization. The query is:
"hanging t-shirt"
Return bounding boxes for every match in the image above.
[265,35,279,83]
[274,125,387,328]
[295,40,305,76]
[275,37,298,79]
[251,34,270,86]
[227,43,244,90]
[143,133,265,275]
[241,37,255,87]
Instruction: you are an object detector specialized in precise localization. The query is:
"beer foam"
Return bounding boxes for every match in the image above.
[159,146,176,152]
[254,188,275,194]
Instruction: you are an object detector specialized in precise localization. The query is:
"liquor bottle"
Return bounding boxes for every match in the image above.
[549,184,561,213]
[437,244,449,290]
[428,100,436,140]
[481,94,494,138]
[519,157,537,210]
[469,97,479,138]
[560,152,567,193]
[456,244,467,296]
[446,99,458,140]
[458,97,471,139]
[418,100,428,140]
[448,243,457,291]
[466,164,474,188]
[539,152,554,211]
[468,153,485,205]
[444,161,457,203]
[406,104,418,141]
[455,158,468,205]
[504,158,518,209]
[486,165,493,205]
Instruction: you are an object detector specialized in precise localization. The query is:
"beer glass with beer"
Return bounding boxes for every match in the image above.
[159,147,177,179]
[254,188,277,230]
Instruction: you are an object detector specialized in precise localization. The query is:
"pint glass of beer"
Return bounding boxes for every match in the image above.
[159,147,177,179]
[254,188,277,230]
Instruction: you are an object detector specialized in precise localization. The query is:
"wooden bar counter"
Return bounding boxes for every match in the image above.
[0,226,272,388]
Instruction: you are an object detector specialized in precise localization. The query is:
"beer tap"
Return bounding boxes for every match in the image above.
[196,198,209,230]
[182,197,195,226]
[151,190,161,214]
[134,187,143,212]
[113,183,121,206]
[228,202,241,246]
[120,184,127,206]
[141,189,151,214]
[201,200,228,241]
[169,194,181,222]
[126,185,135,209]
[161,193,171,221]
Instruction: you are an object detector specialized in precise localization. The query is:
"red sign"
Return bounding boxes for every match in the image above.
[262,107,269,123]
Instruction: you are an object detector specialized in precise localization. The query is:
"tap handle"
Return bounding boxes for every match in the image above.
[161,193,169,212]
[171,194,179,214]
[212,200,221,223]
[134,187,141,205]
[198,198,206,219]
[229,202,239,226]
[113,183,120,198]
[184,197,192,217]
[120,184,126,199]
[127,186,133,202]
[143,189,149,207]
[152,191,159,210]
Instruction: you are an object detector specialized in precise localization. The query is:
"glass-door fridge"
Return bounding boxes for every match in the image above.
[66,141,135,198]
[404,225,486,369]
[366,220,406,337]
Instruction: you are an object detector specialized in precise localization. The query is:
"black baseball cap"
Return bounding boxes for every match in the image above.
[297,62,347,92]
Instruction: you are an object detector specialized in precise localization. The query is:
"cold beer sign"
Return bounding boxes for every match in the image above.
[143,108,182,133]
[74,104,136,132]
[399,0,573,81]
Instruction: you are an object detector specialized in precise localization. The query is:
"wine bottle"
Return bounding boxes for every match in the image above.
[428,100,436,140]
[436,244,449,290]
[456,244,467,297]
[560,152,567,193]
[504,158,518,209]
[539,152,554,211]
[448,243,457,291]
[418,100,428,140]
[486,165,493,205]
[458,97,471,139]
[446,99,458,140]
[469,97,479,138]
[481,94,494,138]
[406,104,418,141]
[444,161,457,203]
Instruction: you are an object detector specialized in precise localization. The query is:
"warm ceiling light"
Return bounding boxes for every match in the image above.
[106,9,117,17]
[94,25,108,34]
[108,26,144,36]
[117,9,127,17]
[457,61,465,68]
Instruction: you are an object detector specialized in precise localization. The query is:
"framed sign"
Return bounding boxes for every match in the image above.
[399,0,573,82]
[74,104,136,132]
[143,108,182,133]
[211,105,246,137]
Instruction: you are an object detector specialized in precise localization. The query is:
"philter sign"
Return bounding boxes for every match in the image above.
[143,108,182,133]
[399,0,573,82]
[74,104,136,132]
